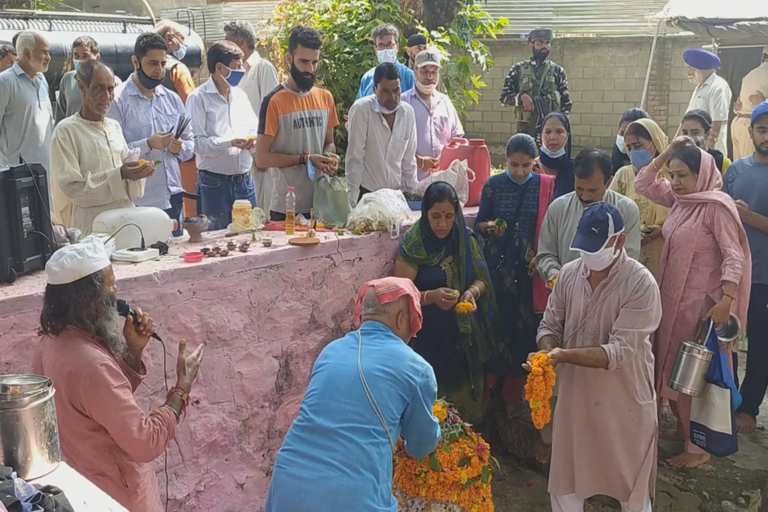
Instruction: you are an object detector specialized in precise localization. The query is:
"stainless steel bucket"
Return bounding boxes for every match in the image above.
[668,320,716,397]
[0,375,61,479]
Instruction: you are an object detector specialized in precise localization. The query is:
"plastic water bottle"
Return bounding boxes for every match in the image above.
[285,186,296,235]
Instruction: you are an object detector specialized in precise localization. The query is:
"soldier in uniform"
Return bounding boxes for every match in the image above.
[500,28,572,145]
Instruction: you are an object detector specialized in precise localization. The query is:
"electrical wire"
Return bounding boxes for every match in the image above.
[20,156,59,252]
[105,223,146,250]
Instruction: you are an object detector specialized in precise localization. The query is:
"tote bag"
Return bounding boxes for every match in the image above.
[690,320,740,457]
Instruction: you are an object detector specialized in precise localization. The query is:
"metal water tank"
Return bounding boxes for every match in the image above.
[0,10,203,85]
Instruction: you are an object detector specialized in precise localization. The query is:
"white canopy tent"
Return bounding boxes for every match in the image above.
[639,0,768,109]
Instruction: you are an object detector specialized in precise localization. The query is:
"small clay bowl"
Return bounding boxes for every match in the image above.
[200,247,211,255]
[184,252,204,263]
[219,250,229,257]
[227,241,237,251]
[262,238,272,248]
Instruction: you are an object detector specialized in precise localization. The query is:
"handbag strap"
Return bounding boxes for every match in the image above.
[357,330,397,454]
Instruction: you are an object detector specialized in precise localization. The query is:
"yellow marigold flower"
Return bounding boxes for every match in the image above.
[432,404,448,423]
[526,353,556,430]
[455,301,474,314]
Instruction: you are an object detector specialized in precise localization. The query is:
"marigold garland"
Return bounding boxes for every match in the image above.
[455,302,474,315]
[525,353,556,430]
[394,399,497,512]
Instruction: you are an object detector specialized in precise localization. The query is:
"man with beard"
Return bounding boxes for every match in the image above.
[346,62,418,207]
[33,238,205,512]
[500,28,572,144]
[187,41,258,231]
[0,31,53,171]
[405,33,427,70]
[532,150,641,464]
[402,48,464,180]
[109,32,193,236]
[357,24,415,99]
[50,60,153,234]
[724,101,768,435]
[155,19,195,104]
[680,48,731,156]
[255,26,339,221]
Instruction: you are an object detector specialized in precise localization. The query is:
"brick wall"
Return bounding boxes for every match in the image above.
[464,35,707,163]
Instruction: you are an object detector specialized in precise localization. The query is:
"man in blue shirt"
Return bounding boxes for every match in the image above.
[725,101,768,435]
[108,33,193,235]
[357,24,416,99]
[265,277,441,512]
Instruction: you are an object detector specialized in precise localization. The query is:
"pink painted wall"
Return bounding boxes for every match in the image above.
[0,210,477,512]
[0,231,401,511]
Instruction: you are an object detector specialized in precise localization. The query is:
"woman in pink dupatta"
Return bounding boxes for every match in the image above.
[635,138,751,469]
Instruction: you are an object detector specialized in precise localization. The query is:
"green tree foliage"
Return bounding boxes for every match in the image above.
[266,0,507,153]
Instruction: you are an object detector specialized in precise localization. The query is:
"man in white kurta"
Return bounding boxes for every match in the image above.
[50,60,153,235]
[535,202,662,512]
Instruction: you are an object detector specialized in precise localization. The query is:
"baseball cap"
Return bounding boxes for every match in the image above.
[570,202,625,254]
[407,34,427,48]
[414,48,441,69]
[752,101,768,125]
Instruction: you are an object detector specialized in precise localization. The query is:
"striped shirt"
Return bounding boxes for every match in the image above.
[258,83,339,214]
[186,78,258,176]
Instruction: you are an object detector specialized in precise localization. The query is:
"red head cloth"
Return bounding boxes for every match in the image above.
[354,277,423,338]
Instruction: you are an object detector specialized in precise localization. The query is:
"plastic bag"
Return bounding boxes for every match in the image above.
[346,188,412,238]
[313,175,351,226]
[416,159,476,206]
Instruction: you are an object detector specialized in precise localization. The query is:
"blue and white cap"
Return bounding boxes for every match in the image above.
[570,202,624,254]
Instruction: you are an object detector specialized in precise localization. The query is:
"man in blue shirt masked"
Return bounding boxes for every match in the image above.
[265,277,442,512]
[357,24,416,99]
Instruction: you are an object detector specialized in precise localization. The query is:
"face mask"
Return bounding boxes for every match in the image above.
[691,134,707,149]
[506,169,533,185]
[223,66,245,87]
[377,49,397,64]
[136,64,163,90]
[416,80,436,95]
[579,245,620,272]
[615,134,626,154]
[540,145,566,159]
[173,44,187,61]
[73,59,84,71]
[378,101,401,115]
[630,149,653,170]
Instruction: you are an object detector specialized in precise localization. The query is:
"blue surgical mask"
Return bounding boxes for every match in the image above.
[506,169,533,185]
[540,145,566,159]
[173,44,187,61]
[73,59,84,71]
[630,149,653,170]
[224,67,245,87]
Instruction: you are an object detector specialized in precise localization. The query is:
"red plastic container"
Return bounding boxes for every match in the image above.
[437,138,491,207]
[183,251,204,263]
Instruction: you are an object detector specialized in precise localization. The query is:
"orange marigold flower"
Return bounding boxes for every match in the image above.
[455,302,474,315]
[526,353,556,430]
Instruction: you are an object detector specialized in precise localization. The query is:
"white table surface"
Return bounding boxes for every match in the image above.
[30,462,128,512]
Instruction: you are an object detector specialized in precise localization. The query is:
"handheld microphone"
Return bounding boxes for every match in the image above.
[116,299,163,341]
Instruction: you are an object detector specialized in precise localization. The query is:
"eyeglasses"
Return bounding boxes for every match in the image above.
[376,43,397,51]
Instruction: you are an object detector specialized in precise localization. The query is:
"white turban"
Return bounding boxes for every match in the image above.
[45,238,111,285]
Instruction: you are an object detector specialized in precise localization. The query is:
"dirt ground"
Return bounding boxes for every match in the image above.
[486,351,768,512]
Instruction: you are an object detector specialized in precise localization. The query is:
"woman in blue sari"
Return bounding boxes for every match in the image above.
[395,182,496,422]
